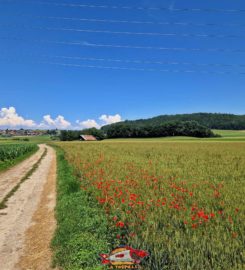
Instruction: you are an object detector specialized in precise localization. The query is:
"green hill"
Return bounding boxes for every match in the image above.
[102,113,245,131]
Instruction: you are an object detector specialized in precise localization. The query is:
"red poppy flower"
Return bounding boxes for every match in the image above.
[130,194,137,201]
[203,215,209,221]
[98,198,106,204]
[116,221,125,228]
[192,223,198,229]
[197,211,205,218]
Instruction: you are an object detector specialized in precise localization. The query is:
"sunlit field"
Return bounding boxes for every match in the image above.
[213,130,245,138]
[57,141,245,270]
[104,130,245,142]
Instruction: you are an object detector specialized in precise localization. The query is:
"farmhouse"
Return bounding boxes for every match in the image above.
[80,135,97,141]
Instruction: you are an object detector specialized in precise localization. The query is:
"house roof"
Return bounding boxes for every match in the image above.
[80,135,97,141]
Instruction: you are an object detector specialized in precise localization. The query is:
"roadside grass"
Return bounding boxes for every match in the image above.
[0,147,47,209]
[0,144,39,173]
[0,150,38,173]
[51,147,111,270]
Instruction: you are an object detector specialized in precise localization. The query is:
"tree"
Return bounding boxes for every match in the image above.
[81,128,105,140]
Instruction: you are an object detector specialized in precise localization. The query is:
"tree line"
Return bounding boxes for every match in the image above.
[102,113,245,131]
[59,121,217,141]
[59,128,105,141]
[59,112,245,141]
[104,121,217,138]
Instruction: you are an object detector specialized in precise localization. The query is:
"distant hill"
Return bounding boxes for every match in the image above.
[102,113,245,131]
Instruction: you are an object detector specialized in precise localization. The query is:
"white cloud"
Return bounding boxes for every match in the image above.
[76,114,122,129]
[99,114,122,125]
[77,119,100,129]
[0,107,36,128]
[0,107,122,130]
[39,115,71,129]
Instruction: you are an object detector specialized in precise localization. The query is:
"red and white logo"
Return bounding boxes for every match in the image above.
[100,245,149,266]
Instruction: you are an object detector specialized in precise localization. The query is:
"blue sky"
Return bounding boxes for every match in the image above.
[0,0,245,129]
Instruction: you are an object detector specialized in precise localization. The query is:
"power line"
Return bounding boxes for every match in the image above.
[7,25,243,39]
[26,15,245,28]
[1,57,244,75]
[1,37,245,53]
[79,42,245,53]
[2,52,245,68]
[17,1,245,13]
[49,55,245,68]
[36,61,245,75]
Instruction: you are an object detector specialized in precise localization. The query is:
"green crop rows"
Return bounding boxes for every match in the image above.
[0,144,38,171]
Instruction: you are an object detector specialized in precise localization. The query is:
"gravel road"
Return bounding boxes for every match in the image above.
[0,144,56,270]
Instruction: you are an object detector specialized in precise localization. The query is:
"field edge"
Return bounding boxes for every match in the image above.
[0,144,39,173]
[51,146,111,270]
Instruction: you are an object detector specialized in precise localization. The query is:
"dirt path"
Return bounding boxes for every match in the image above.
[0,145,57,270]
[0,144,46,200]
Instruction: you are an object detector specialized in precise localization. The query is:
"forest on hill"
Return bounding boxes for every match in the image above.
[102,113,245,131]
[102,121,216,139]
[59,113,245,140]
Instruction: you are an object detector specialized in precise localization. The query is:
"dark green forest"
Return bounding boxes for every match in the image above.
[60,121,216,140]
[59,113,245,141]
[60,128,105,141]
[102,113,245,131]
[104,121,216,138]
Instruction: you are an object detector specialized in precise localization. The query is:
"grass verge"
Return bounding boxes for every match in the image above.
[0,145,39,173]
[51,146,111,270]
[0,147,48,209]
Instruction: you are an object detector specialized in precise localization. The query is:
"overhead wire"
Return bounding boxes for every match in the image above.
[1,57,244,75]
[34,61,245,75]
[2,24,244,39]
[1,37,245,53]
[1,51,245,68]
[12,1,245,13]
[1,1,245,75]
[48,55,245,68]
[6,14,245,28]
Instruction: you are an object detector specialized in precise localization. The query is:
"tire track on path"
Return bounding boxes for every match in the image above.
[0,145,57,270]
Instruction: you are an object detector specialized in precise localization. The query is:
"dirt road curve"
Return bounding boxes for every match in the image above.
[0,145,57,270]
